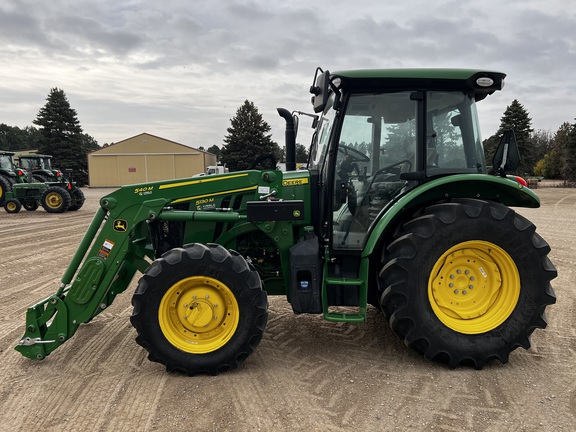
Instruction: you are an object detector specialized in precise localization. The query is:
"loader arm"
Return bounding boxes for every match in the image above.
[15,169,309,360]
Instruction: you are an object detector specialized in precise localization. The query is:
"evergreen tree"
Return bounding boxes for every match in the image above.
[295,144,308,163]
[482,134,500,172]
[492,99,536,175]
[33,88,92,185]
[220,100,281,171]
[563,121,576,183]
[206,145,222,161]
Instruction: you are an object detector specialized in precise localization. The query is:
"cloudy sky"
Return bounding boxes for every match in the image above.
[1,0,575,150]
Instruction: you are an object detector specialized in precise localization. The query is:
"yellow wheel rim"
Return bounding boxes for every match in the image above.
[6,201,17,212]
[428,240,520,334]
[45,192,63,208]
[159,276,239,354]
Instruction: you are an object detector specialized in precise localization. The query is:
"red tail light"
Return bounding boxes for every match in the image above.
[515,176,528,187]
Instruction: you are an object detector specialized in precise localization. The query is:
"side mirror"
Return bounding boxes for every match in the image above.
[310,68,330,113]
[492,129,520,177]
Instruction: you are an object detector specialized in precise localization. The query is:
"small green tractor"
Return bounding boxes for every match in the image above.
[15,68,556,374]
[0,151,42,212]
[13,154,85,212]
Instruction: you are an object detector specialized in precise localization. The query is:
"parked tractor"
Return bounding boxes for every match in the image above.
[0,151,28,205]
[16,154,85,212]
[3,182,48,213]
[17,154,62,183]
[15,68,556,374]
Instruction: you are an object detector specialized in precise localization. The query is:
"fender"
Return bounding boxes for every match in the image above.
[362,174,540,257]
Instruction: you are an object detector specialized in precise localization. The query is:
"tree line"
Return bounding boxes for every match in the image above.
[483,99,576,182]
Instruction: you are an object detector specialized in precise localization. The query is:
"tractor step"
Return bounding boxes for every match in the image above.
[322,276,367,322]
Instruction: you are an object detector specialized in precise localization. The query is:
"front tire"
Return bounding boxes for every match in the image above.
[131,243,268,375]
[379,199,556,369]
[4,198,21,213]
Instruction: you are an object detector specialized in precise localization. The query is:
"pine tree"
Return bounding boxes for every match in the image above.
[33,88,91,185]
[220,100,281,171]
[206,145,222,161]
[295,144,308,163]
[493,99,536,175]
[563,122,576,183]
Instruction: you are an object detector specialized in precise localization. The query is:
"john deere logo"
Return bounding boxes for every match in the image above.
[114,219,128,232]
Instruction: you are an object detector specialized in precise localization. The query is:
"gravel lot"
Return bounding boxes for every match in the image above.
[0,186,574,432]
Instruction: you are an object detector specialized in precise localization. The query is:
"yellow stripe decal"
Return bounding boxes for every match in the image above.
[159,173,250,190]
[171,185,258,204]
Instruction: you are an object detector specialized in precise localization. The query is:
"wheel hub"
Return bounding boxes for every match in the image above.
[431,248,501,319]
[178,287,227,331]
[46,192,62,207]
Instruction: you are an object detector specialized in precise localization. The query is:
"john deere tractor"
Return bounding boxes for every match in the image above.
[15,68,556,374]
[0,152,80,214]
[0,151,28,205]
[17,154,85,212]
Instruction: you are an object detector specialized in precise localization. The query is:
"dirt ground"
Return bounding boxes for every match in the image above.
[0,186,574,432]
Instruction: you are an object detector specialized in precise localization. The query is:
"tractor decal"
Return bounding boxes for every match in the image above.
[282,178,309,187]
[113,219,128,232]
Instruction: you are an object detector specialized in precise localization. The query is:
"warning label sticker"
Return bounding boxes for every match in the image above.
[98,239,115,260]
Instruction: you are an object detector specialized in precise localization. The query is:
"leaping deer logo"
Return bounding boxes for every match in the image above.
[114,219,128,232]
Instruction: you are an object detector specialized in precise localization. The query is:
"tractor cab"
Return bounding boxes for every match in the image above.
[0,151,27,184]
[18,154,63,182]
[307,68,506,251]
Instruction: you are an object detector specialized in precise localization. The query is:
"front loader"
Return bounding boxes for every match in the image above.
[16,68,556,374]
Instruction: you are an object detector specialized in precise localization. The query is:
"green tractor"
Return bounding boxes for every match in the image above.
[17,154,62,183]
[3,182,48,213]
[0,151,78,214]
[17,154,85,212]
[0,151,28,205]
[15,68,556,374]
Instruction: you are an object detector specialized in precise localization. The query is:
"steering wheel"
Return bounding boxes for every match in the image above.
[362,159,412,197]
[370,160,411,183]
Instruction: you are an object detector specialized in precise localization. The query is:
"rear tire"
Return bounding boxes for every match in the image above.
[41,186,71,213]
[379,199,556,369]
[131,243,268,375]
[68,188,85,211]
[0,176,11,205]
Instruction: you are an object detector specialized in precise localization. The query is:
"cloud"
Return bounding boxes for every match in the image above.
[0,0,574,148]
